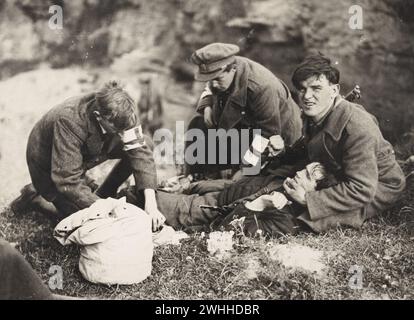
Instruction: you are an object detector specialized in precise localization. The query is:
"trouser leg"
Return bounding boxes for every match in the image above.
[155,191,221,229]
[119,187,184,229]
[0,240,53,300]
[119,186,221,230]
[178,192,220,228]
[185,179,230,195]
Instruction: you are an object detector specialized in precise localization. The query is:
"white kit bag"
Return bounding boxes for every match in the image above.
[54,197,153,285]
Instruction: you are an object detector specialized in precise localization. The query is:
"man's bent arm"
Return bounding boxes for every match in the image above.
[250,86,282,139]
[125,134,158,192]
[305,115,379,220]
[50,118,100,208]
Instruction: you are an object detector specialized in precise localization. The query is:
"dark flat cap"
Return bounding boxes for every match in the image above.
[191,43,240,81]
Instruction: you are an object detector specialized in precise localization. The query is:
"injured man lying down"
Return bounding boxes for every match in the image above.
[119,162,336,238]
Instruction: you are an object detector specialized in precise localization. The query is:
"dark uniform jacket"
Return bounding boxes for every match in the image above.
[196,56,302,146]
[26,93,157,210]
[298,97,406,231]
[216,97,406,232]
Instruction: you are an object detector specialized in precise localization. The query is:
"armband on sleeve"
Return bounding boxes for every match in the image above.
[121,125,146,151]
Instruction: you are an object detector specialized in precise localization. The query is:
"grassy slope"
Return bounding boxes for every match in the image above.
[0,185,414,299]
[0,68,413,300]
[1,166,413,300]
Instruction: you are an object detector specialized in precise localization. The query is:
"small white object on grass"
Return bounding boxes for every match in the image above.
[267,243,327,277]
[207,231,234,257]
[152,226,188,247]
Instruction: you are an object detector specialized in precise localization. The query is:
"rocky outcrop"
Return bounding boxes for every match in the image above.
[0,0,413,140]
[174,0,414,140]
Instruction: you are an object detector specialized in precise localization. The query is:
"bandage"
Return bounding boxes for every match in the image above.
[251,135,269,153]
[243,135,269,166]
[243,149,260,166]
[269,135,284,150]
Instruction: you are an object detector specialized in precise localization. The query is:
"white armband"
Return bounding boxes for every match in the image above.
[121,125,143,144]
[123,140,146,151]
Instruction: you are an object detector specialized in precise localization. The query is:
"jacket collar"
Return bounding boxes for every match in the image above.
[322,97,353,141]
[83,94,104,136]
[302,96,353,142]
[216,57,249,129]
[227,56,248,108]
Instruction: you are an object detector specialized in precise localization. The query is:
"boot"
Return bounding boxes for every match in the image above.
[10,184,59,217]
[32,196,59,217]
[10,184,38,214]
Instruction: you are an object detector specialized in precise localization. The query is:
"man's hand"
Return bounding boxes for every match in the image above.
[268,135,284,157]
[204,106,215,128]
[283,178,307,206]
[144,189,166,231]
[245,191,291,211]
[145,205,166,231]
[260,191,291,209]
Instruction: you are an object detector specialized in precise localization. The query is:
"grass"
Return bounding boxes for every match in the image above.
[1,164,413,300]
[0,67,413,300]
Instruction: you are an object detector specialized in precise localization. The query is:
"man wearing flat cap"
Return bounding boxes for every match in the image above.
[186,42,302,178]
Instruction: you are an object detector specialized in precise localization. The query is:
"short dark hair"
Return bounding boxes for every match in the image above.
[316,172,338,190]
[95,80,138,131]
[304,162,338,191]
[291,53,340,90]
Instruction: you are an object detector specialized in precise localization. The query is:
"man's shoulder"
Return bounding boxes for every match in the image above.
[36,92,96,140]
[339,100,378,126]
[238,57,288,97]
[327,99,380,140]
[236,56,275,82]
[47,93,95,122]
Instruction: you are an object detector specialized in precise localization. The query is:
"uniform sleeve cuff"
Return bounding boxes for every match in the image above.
[305,191,332,221]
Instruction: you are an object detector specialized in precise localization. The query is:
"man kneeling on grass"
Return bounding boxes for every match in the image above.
[282,53,405,232]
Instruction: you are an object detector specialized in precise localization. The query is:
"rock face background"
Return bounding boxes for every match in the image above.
[0,0,413,140]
